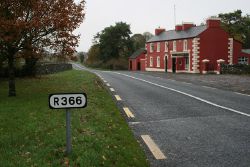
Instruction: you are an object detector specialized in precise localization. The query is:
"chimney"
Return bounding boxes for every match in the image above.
[175,25,182,31]
[206,17,221,28]
[182,22,195,30]
[155,28,165,35]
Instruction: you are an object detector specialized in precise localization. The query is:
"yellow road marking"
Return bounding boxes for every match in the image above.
[141,135,166,160]
[114,95,122,101]
[110,88,115,92]
[123,107,135,118]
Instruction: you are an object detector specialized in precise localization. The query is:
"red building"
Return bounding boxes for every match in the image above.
[130,17,248,73]
[129,48,146,71]
[240,49,250,65]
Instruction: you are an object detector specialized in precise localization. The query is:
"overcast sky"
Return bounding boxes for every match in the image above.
[74,0,250,52]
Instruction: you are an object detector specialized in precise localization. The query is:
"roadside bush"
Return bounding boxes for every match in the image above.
[221,64,250,74]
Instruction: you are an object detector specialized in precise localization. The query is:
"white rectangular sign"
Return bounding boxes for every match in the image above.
[49,93,87,109]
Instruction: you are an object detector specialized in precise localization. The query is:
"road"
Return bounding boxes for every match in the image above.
[73,64,250,167]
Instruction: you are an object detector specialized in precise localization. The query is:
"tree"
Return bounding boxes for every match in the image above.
[131,34,146,51]
[0,0,85,96]
[86,44,101,65]
[78,52,86,63]
[218,10,250,48]
[94,22,133,63]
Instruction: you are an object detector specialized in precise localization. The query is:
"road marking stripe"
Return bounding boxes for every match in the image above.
[123,107,135,118]
[234,92,250,97]
[202,86,217,90]
[103,80,107,83]
[110,88,115,92]
[106,83,110,86]
[141,135,166,160]
[182,82,192,85]
[114,95,122,101]
[113,72,250,117]
[168,79,176,82]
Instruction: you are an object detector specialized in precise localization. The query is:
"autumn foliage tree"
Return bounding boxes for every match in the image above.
[0,0,85,96]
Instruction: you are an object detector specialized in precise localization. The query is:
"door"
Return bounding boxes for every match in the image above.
[172,58,176,73]
[165,57,168,72]
[130,60,132,70]
[137,62,141,71]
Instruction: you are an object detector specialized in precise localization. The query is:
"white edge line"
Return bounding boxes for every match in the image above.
[234,92,250,97]
[113,72,250,117]
[202,86,217,90]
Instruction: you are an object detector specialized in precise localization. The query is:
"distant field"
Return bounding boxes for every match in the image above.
[0,70,148,167]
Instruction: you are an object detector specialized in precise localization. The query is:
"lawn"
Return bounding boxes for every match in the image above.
[0,70,149,167]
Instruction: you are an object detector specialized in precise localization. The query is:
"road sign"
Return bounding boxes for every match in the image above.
[49,93,87,109]
[49,93,87,155]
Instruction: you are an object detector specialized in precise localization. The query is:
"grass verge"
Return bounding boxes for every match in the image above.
[0,70,149,167]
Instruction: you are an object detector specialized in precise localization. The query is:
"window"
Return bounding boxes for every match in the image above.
[165,42,168,52]
[150,57,153,67]
[173,41,176,51]
[185,57,189,70]
[157,56,160,67]
[238,57,248,65]
[157,42,160,52]
[183,40,188,51]
[150,43,154,53]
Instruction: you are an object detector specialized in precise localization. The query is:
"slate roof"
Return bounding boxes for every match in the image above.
[129,48,146,59]
[242,49,250,54]
[147,25,207,43]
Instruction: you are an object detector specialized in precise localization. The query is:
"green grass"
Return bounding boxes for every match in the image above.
[0,70,149,167]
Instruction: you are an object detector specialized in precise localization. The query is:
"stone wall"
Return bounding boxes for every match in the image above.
[35,63,72,75]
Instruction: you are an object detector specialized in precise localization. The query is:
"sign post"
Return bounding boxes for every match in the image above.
[49,93,87,155]
[66,109,71,154]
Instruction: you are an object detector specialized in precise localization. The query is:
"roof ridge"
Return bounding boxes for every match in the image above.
[147,25,207,43]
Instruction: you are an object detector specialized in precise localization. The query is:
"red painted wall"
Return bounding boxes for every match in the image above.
[140,59,146,71]
[199,27,229,71]
[233,40,243,64]
[146,42,165,69]
[129,53,145,71]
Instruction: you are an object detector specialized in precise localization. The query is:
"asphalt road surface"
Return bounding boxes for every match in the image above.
[73,64,250,167]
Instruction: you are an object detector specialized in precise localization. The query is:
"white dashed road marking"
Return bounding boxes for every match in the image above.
[106,83,110,86]
[141,135,166,160]
[110,88,115,92]
[123,107,135,118]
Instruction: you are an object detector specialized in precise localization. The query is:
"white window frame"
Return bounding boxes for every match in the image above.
[157,42,160,52]
[183,40,188,51]
[150,57,153,67]
[238,57,248,65]
[173,41,176,51]
[157,56,160,67]
[150,43,154,53]
[165,42,168,52]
